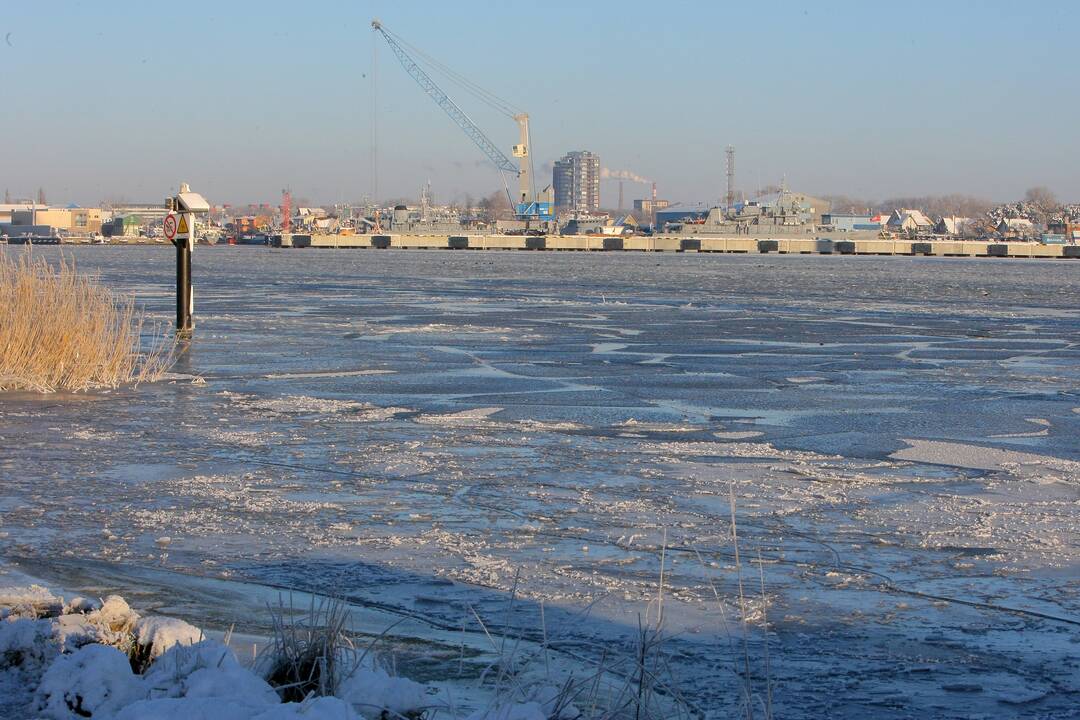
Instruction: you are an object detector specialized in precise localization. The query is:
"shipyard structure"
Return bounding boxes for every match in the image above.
[660,187,833,238]
[7,19,1076,257]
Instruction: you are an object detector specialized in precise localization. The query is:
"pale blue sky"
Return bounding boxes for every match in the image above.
[2,1,1077,206]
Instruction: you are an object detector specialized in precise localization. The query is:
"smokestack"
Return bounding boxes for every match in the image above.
[651,182,657,201]
[618,181,624,211]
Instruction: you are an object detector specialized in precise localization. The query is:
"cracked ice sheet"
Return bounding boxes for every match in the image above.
[2,247,1080,719]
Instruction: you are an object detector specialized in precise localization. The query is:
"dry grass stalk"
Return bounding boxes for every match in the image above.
[261,595,357,703]
[467,542,696,720]
[0,248,174,392]
[729,482,755,720]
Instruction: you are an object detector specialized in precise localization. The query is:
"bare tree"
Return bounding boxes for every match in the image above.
[962,217,994,238]
[477,190,511,223]
[879,194,991,219]
[1024,186,1058,209]
[822,194,876,214]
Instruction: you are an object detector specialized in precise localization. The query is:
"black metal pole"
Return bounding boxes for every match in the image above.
[176,237,192,337]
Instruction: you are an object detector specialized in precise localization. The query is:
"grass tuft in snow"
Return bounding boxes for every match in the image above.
[261,594,358,703]
[462,564,697,720]
[259,594,430,718]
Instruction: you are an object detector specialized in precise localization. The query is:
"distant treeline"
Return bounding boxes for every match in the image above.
[823,193,993,218]
[823,187,1065,221]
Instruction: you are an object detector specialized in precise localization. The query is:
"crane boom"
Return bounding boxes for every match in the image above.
[371,20,553,225]
[372,21,516,176]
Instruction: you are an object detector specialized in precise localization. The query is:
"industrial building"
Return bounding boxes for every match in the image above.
[0,205,102,237]
[1047,221,1080,243]
[630,183,670,226]
[69,208,102,233]
[0,203,33,224]
[553,151,600,213]
[633,198,670,217]
[101,215,143,238]
[821,213,882,232]
[655,206,709,230]
[11,207,102,232]
[0,225,54,240]
[107,204,171,224]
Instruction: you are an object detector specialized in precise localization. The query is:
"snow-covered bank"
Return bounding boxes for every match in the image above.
[2,573,654,720]
[0,581,440,720]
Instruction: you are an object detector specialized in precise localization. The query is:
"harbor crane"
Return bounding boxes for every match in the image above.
[371,20,554,227]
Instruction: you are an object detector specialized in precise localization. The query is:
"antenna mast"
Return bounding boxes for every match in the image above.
[725,145,736,208]
[371,34,378,203]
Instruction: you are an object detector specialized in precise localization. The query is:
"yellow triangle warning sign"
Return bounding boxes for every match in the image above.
[177,215,189,234]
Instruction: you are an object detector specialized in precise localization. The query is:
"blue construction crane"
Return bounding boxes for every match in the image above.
[371,20,554,224]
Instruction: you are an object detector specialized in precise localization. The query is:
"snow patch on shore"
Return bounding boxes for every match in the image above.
[1,584,432,720]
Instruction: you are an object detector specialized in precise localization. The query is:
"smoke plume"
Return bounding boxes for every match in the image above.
[601,168,650,184]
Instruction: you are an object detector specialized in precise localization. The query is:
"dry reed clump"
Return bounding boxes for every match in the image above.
[0,249,175,392]
[260,595,357,703]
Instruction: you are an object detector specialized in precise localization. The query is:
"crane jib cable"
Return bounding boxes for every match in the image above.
[374,25,516,172]
[380,26,520,119]
[389,34,517,117]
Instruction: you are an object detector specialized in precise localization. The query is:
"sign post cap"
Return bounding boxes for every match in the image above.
[176,191,210,213]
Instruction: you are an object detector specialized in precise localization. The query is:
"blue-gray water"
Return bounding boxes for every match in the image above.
[3,247,1078,718]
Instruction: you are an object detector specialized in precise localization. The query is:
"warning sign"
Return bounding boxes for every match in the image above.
[177,215,189,235]
[163,213,177,241]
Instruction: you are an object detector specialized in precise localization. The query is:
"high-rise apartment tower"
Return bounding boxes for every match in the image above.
[553,151,600,213]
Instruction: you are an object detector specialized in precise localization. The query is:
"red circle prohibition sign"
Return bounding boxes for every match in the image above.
[163,213,178,240]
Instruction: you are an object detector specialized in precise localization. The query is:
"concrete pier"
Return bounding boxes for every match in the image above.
[272,233,1080,259]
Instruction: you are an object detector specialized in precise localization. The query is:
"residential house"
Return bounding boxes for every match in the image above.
[996,218,1035,237]
[887,209,934,233]
[934,217,973,236]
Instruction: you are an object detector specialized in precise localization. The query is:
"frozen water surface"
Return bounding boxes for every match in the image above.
[2,247,1079,718]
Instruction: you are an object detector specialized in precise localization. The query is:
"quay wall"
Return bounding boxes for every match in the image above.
[273,234,1080,259]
